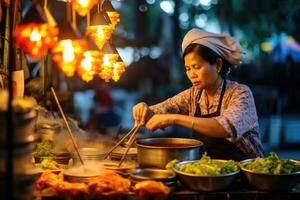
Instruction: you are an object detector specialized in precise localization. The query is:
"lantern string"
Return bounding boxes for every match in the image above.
[97,2,101,13]
[66,0,71,22]
[72,1,76,27]
[87,12,90,28]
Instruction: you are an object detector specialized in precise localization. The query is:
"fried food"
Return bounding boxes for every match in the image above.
[35,171,64,190]
[87,172,131,198]
[134,180,170,200]
[55,181,88,200]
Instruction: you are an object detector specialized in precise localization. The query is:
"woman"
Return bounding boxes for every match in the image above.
[133,29,264,161]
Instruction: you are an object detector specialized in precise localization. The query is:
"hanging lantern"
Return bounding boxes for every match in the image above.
[112,57,126,82]
[99,43,119,82]
[77,36,103,82]
[71,0,99,16]
[14,4,58,59]
[51,22,87,76]
[86,10,113,49]
[102,0,120,28]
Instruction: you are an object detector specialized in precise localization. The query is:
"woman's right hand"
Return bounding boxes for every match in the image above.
[132,102,153,127]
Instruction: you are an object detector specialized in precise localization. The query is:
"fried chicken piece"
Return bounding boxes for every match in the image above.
[87,172,131,198]
[55,181,87,200]
[35,171,64,191]
[134,180,171,200]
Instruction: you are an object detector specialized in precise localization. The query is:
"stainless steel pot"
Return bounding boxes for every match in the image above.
[73,147,106,165]
[136,138,203,169]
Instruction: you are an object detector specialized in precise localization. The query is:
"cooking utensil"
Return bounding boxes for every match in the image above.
[104,125,138,159]
[130,168,176,187]
[51,87,84,165]
[136,138,203,169]
[110,147,137,160]
[240,158,300,191]
[72,147,106,165]
[173,160,240,191]
[104,125,140,167]
[118,126,140,167]
[63,167,101,183]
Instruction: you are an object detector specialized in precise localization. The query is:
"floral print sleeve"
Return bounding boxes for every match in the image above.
[149,88,192,115]
[213,84,259,141]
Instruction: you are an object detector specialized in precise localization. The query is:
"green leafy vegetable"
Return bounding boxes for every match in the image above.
[33,142,54,158]
[178,153,239,176]
[240,152,300,174]
[165,159,180,170]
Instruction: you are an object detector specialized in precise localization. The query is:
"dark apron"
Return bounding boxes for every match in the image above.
[192,80,249,161]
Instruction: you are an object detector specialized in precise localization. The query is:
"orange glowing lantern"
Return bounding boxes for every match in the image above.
[87,10,113,49]
[71,0,99,16]
[112,57,126,82]
[102,0,120,28]
[99,43,119,82]
[77,36,103,82]
[13,5,58,59]
[51,22,87,77]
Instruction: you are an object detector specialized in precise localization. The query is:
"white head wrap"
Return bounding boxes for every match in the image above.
[182,29,245,66]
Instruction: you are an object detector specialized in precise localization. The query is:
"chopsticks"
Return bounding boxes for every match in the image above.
[104,125,140,167]
[51,87,85,166]
[118,126,140,167]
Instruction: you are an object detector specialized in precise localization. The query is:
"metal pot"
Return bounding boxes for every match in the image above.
[136,138,203,169]
[72,147,106,165]
[63,167,101,183]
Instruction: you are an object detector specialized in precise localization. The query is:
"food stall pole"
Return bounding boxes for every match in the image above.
[42,53,48,106]
[4,0,15,199]
[50,87,85,165]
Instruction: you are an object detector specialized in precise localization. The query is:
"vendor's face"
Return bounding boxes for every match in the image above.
[184,52,219,90]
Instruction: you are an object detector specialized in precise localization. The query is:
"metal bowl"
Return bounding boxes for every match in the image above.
[173,160,240,191]
[136,138,202,169]
[34,152,72,165]
[63,167,101,183]
[130,168,176,187]
[73,147,106,165]
[240,159,300,191]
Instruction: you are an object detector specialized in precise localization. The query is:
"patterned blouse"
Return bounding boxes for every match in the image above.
[149,79,264,158]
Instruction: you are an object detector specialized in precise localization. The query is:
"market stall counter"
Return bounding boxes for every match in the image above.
[34,171,300,200]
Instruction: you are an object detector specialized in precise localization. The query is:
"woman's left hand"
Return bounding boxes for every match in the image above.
[145,114,175,131]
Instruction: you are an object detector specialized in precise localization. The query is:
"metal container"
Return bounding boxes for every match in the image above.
[73,147,106,165]
[37,122,61,142]
[64,167,100,183]
[0,109,37,144]
[173,160,240,191]
[240,159,300,191]
[136,138,202,169]
[110,147,137,160]
[130,168,176,187]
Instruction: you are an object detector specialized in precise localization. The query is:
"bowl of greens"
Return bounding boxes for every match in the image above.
[172,153,240,191]
[33,141,71,165]
[240,152,300,190]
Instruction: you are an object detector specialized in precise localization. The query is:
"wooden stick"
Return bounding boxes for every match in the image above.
[118,126,140,167]
[51,87,84,165]
[104,125,137,159]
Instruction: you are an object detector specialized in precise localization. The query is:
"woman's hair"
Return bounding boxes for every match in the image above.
[182,43,232,78]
